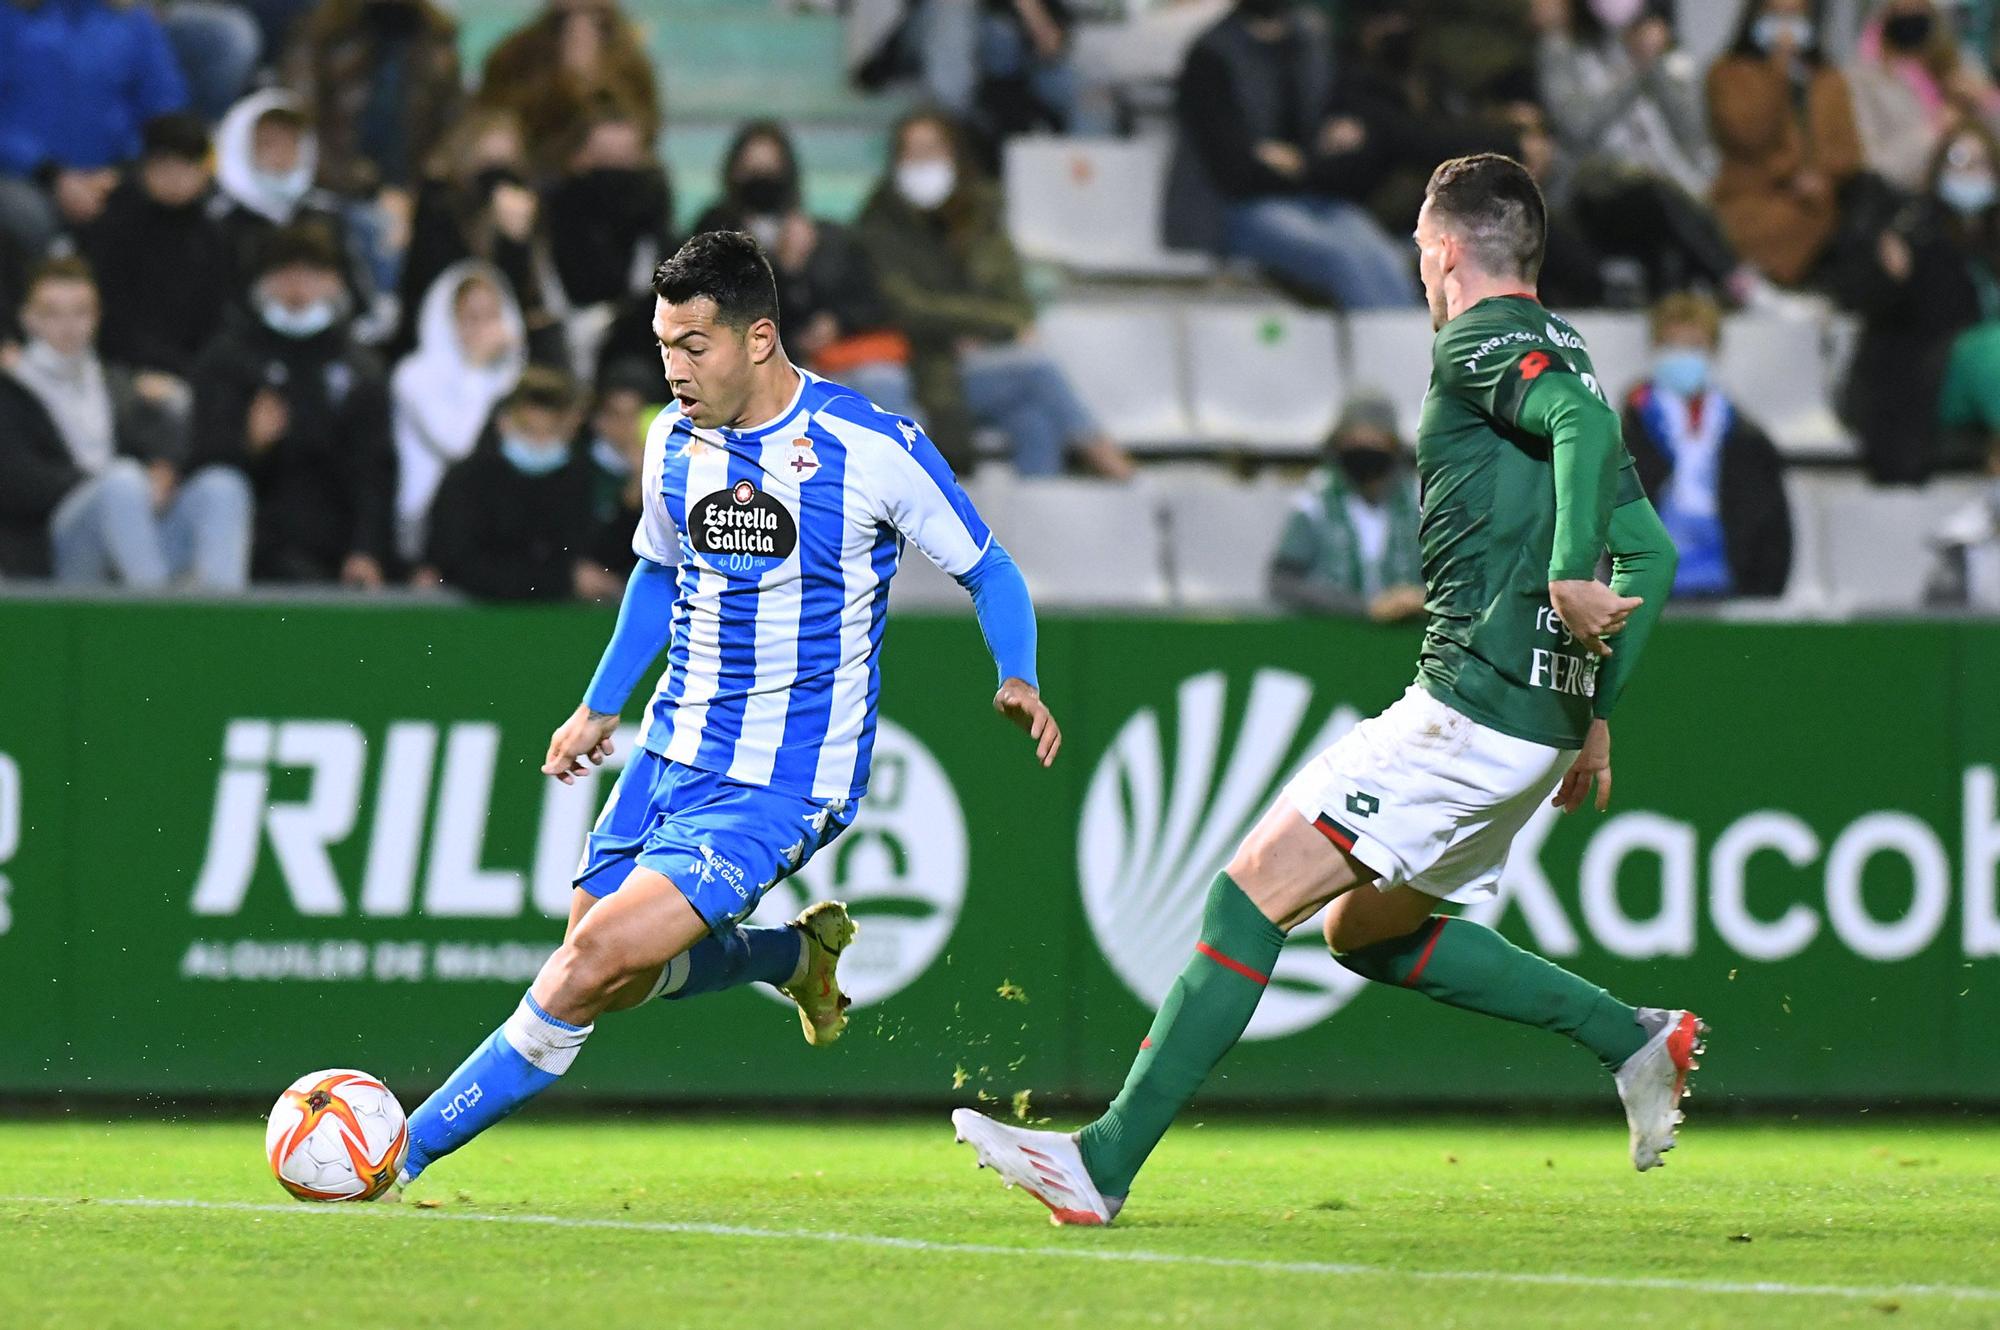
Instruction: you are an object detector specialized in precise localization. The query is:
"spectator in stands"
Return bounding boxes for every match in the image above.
[392,261,527,564]
[394,108,564,366]
[1162,0,1419,310]
[542,102,676,359]
[189,224,394,586]
[287,0,461,201]
[0,257,249,587]
[212,89,372,316]
[0,0,189,256]
[81,114,230,394]
[157,2,261,124]
[1708,0,1866,288]
[1503,100,1609,306]
[856,110,1133,478]
[1268,393,1424,620]
[477,0,659,177]
[1848,0,2000,194]
[427,366,614,600]
[689,121,917,418]
[1534,0,1747,300]
[581,356,655,583]
[1622,292,1793,599]
[1833,120,2000,483]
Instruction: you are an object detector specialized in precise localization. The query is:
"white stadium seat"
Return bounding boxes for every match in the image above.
[1190,304,1342,452]
[1802,474,1986,611]
[1036,302,1197,448]
[1004,136,1214,278]
[1154,475,1294,609]
[1341,308,1434,440]
[1718,313,1855,461]
[976,478,1171,607]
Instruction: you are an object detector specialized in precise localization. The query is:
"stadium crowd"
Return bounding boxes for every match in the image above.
[0,0,1995,609]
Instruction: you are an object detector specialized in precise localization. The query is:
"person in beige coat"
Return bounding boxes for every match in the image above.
[1707,0,1864,286]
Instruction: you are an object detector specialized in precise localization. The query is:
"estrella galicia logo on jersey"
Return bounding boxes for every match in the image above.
[690,481,798,565]
[1077,670,1368,1039]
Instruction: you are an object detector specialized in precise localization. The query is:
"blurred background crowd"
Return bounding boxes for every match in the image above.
[1,0,1997,614]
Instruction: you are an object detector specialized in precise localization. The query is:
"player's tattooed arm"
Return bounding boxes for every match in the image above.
[544,704,621,785]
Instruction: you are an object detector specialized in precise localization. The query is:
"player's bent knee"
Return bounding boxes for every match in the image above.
[542,928,649,1014]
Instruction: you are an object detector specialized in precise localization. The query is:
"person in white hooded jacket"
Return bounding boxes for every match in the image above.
[210,88,375,322]
[391,259,527,563]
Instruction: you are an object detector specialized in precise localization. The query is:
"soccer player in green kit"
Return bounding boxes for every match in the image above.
[953,154,1705,1225]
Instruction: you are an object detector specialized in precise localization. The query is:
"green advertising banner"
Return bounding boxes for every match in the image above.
[0,600,1994,1106]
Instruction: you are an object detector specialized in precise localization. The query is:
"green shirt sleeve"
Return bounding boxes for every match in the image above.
[1592,492,1678,719]
[1517,370,1625,581]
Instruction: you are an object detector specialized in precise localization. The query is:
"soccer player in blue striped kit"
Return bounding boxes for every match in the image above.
[394,231,1061,1189]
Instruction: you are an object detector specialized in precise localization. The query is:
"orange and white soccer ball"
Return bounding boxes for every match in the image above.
[265,1069,409,1201]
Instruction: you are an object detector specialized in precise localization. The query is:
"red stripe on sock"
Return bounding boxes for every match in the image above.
[1312,815,1356,852]
[1196,941,1269,985]
[1139,1037,1152,1050]
[1402,917,1449,988]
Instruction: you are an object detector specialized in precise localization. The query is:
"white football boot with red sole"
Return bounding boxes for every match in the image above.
[1615,1007,1708,1171]
[951,1109,1123,1226]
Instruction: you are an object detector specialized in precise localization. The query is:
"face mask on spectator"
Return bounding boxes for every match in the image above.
[1335,447,1394,487]
[1652,348,1712,398]
[1939,169,1998,215]
[260,296,339,339]
[1588,0,1646,31]
[1752,14,1813,51]
[1882,10,1934,51]
[500,433,571,475]
[895,159,956,211]
[735,172,792,215]
[253,163,312,207]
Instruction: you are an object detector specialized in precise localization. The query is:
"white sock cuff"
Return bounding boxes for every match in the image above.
[501,993,593,1075]
[644,951,692,1003]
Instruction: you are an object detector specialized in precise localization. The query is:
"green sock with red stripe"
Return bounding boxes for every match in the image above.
[1335,916,1645,1070]
[1077,872,1284,1198]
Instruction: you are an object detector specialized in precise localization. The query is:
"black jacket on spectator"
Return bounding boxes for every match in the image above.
[0,374,86,577]
[542,166,675,310]
[189,309,395,581]
[1164,8,1387,254]
[1830,197,1994,484]
[426,425,594,600]
[82,178,233,378]
[1622,388,1793,598]
[393,172,563,364]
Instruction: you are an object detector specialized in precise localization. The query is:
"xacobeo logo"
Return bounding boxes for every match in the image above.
[1078,669,1364,1039]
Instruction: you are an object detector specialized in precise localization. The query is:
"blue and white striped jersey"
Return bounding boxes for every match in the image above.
[630,370,991,801]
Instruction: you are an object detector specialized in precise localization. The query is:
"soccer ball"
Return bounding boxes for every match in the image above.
[265,1069,409,1202]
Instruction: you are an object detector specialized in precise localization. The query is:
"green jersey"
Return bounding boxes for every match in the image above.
[1413,295,1645,751]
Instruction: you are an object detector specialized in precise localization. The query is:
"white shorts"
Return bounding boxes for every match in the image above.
[1281,685,1576,903]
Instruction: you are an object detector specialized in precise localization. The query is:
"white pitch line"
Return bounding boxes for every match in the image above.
[8,1194,1998,1305]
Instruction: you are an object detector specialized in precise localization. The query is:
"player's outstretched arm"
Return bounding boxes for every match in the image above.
[958,543,1061,768]
[543,557,675,784]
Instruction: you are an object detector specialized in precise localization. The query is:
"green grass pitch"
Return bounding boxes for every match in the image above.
[3,1116,1997,1328]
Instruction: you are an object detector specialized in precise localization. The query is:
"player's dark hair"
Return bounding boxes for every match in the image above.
[651,230,782,330]
[500,365,584,416]
[1424,153,1547,282]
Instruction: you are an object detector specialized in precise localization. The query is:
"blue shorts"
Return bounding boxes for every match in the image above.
[573,750,854,931]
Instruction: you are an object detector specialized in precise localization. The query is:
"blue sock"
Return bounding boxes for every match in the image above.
[401,992,591,1183]
[656,925,803,1001]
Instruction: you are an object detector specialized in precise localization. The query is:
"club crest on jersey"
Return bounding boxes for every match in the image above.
[788,437,820,478]
[690,480,799,562]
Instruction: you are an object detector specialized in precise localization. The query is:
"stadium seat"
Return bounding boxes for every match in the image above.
[1718,313,1855,461]
[1153,475,1294,609]
[1802,474,1986,611]
[1036,302,1198,448]
[1341,308,1434,440]
[1005,136,1215,278]
[1190,304,1343,452]
[976,478,1171,606]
